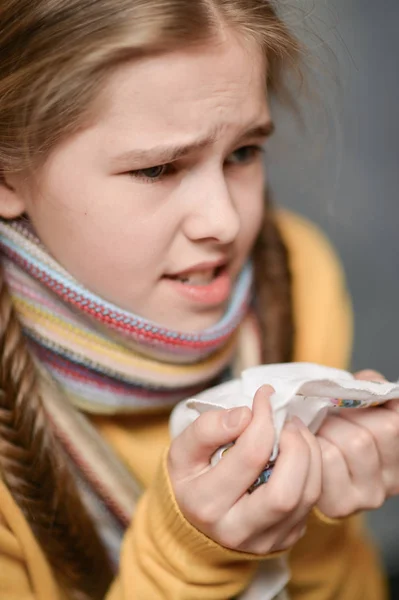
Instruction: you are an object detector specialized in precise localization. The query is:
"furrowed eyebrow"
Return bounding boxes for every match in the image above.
[111,136,216,169]
[239,122,275,142]
[111,120,274,169]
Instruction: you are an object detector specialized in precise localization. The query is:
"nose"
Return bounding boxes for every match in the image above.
[182,170,240,245]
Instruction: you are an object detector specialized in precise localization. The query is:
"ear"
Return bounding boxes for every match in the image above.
[0,176,27,219]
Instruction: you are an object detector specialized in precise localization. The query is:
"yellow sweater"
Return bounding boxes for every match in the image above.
[0,211,387,600]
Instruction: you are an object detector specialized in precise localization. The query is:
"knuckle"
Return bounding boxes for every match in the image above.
[191,499,221,528]
[320,442,341,467]
[273,488,300,514]
[304,485,321,508]
[380,418,399,440]
[367,487,386,510]
[318,493,356,519]
[347,430,374,455]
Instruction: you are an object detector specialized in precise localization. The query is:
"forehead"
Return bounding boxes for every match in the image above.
[94,32,269,145]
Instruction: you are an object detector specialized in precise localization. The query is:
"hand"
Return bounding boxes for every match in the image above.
[168,385,322,555]
[316,370,399,519]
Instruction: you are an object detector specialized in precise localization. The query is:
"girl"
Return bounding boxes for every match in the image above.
[0,1,397,599]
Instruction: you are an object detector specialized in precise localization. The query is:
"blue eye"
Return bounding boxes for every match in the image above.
[227,145,263,165]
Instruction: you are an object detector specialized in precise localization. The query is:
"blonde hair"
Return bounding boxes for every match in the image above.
[0,1,299,597]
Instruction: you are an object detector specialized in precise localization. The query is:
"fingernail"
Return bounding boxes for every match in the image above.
[259,384,275,395]
[223,407,245,429]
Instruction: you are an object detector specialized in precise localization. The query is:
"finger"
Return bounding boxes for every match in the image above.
[223,419,312,538]
[168,405,252,479]
[257,421,321,543]
[316,436,352,517]
[354,369,386,382]
[318,415,383,504]
[293,419,322,512]
[340,407,399,494]
[194,385,276,503]
[340,407,399,464]
[318,415,380,481]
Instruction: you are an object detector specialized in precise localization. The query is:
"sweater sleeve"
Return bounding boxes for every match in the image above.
[277,210,388,600]
[107,449,260,600]
[0,462,260,600]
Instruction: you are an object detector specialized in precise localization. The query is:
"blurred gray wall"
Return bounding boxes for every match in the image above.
[268,0,399,574]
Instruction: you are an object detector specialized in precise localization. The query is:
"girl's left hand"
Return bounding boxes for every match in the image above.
[316,369,399,519]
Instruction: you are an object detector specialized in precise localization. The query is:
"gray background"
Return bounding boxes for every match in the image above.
[268,0,399,576]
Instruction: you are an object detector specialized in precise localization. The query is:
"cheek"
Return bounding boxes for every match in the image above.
[230,195,264,271]
[233,167,265,247]
[242,197,264,248]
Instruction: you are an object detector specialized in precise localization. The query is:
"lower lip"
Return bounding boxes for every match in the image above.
[164,269,232,305]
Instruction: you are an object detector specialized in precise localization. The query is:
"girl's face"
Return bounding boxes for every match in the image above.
[3,32,272,332]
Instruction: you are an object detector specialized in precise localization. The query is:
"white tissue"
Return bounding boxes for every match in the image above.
[170,362,399,464]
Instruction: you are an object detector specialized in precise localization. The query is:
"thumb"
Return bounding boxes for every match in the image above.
[168,405,252,478]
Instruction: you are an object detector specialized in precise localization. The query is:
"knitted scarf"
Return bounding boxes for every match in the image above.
[0,218,254,414]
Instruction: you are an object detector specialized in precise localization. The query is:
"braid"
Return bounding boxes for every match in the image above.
[253,193,294,364]
[0,262,113,600]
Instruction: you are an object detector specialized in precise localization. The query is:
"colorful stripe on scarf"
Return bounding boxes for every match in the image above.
[0,219,253,412]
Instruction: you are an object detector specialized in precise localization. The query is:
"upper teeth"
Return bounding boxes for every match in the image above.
[177,269,215,285]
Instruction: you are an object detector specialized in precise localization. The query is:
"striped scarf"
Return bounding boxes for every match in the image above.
[0,218,253,414]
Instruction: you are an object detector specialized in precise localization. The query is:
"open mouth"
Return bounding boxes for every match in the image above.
[166,266,224,286]
[163,263,231,305]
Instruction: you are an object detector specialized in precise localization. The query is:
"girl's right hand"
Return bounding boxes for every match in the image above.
[167,386,322,555]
